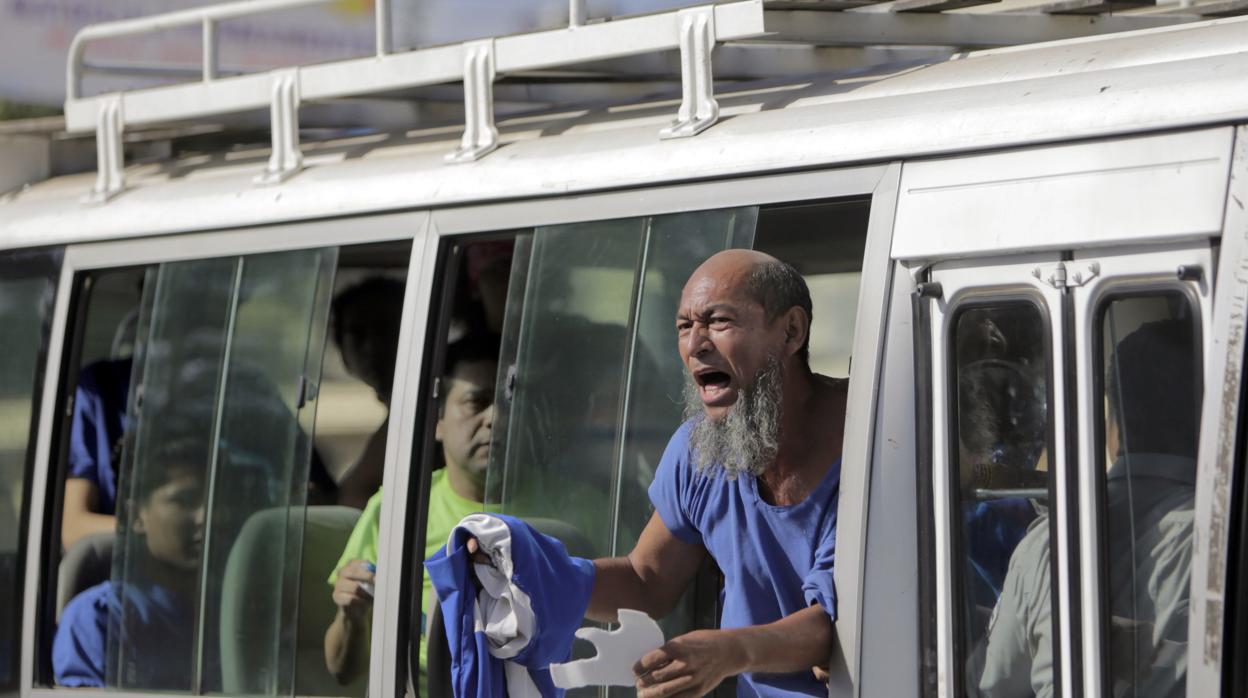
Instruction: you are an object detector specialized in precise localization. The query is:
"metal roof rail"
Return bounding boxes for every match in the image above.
[65,0,1212,202]
[65,0,768,202]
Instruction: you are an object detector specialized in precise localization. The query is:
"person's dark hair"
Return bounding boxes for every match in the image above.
[132,436,209,505]
[1105,318,1199,458]
[330,277,405,350]
[744,259,813,366]
[438,332,501,413]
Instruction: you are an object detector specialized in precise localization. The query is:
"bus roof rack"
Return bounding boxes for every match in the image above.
[65,0,1212,203]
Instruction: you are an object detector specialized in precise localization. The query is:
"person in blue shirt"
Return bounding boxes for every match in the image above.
[582,250,846,698]
[61,357,132,550]
[54,437,206,689]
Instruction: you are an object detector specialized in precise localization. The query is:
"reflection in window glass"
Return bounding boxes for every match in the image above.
[0,249,62,695]
[951,304,1053,698]
[1097,294,1200,696]
[485,209,755,659]
[51,248,338,694]
[489,210,756,565]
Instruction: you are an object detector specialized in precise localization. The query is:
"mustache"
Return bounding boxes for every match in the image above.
[682,356,783,478]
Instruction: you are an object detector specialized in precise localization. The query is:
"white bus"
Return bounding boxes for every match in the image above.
[2,1,1248,696]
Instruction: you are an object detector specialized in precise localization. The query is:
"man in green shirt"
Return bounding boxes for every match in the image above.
[323,334,499,690]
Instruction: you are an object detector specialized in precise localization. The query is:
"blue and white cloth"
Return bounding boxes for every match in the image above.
[425,514,595,698]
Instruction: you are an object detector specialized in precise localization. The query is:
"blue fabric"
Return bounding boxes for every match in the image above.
[53,579,194,689]
[67,359,132,516]
[425,515,596,698]
[963,498,1036,607]
[648,421,840,698]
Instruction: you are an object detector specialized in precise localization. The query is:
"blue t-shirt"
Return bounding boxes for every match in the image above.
[648,422,840,698]
[53,579,193,689]
[963,498,1036,608]
[67,358,132,516]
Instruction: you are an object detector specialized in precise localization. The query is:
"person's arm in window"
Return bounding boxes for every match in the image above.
[587,512,704,623]
[588,513,835,697]
[62,374,121,550]
[324,558,374,684]
[61,479,116,551]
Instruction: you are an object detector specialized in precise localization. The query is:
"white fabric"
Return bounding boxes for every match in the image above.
[448,514,541,698]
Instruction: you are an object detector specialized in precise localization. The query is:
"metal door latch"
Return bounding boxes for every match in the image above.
[1033,261,1100,289]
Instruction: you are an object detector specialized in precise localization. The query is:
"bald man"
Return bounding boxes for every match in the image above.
[586,250,848,698]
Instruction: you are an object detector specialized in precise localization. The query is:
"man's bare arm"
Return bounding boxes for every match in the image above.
[324,607,370,684]
[634,604,834,698]
[62,479,117,550]
[324,559,375,684]
[586,512,705,623]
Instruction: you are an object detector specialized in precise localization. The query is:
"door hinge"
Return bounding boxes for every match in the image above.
[1033,261,1099,290]
[295,375,319,409]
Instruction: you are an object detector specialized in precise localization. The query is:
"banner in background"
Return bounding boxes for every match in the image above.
[0,0,705,107]
[0,0,375,105]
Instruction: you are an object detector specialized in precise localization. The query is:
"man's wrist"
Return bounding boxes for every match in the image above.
[718,628,754,675]
[340,604,370,625]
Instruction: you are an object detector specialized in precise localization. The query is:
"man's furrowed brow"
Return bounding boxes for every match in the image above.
[677,303,740,324]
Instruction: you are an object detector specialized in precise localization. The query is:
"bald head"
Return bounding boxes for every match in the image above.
[683,250,813,366]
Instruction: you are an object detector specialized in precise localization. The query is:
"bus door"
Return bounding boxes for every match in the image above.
[922,254,1069,698]
[901,127,1229,698]
[1068,243,1211,698]
[921,241,1212,698]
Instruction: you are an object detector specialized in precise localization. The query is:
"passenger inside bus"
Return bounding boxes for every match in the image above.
[978,316,1198,697]
[330,277,406,510]
[575,249,847,698]
[955,313,1046,613]
[60,270,144,554]
[53,436,208,688]
[325,332,499,689]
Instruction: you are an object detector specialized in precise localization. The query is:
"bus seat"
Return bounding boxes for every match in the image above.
[425,517,595,698]
[56,531,114,623]
[219,505,364,697]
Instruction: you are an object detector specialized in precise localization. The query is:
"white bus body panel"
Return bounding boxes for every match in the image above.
[892,128,1232,262]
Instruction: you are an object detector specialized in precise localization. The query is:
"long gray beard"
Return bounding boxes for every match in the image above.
[683,355,783,478]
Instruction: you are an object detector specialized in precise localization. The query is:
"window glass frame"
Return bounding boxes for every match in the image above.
[0,247,64,696]
[1088,283,1203,696]
[21,212,425,698]
[942,292,1059,698]
[407,163,899,697]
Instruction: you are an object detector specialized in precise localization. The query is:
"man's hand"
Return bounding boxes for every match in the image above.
[634,629,746,698]
[332,559,376,619]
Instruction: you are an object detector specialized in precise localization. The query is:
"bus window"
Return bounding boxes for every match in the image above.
[488,210,756,648]
[950,303,1053,697]
[753,198,868,379]
[412,200,869,698]
[410,236,516,698]
[47,240,411,698]
[58,266,147,554]
[1095,293,1200,695]
[0,248,62,696]
[317,241,411,697]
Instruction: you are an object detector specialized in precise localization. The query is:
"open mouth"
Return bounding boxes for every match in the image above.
[694,368,733,404]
